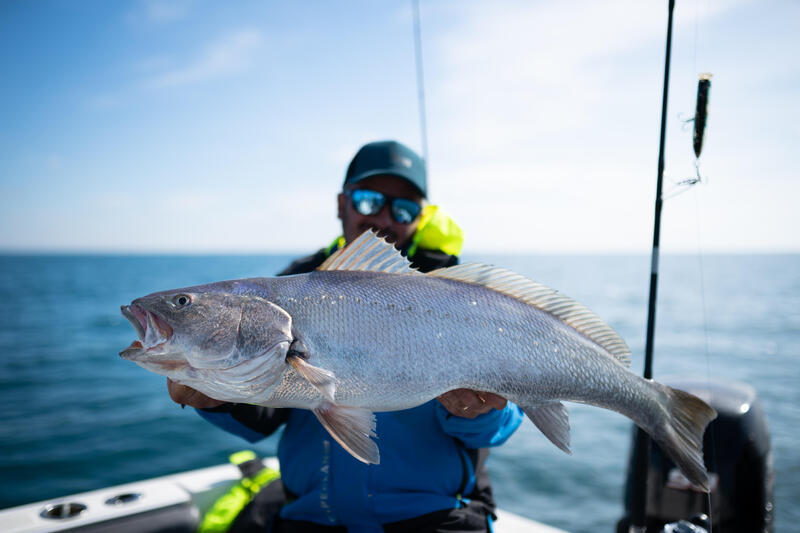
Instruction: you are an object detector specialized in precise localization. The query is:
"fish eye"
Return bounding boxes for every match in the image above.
[172,294,192,308]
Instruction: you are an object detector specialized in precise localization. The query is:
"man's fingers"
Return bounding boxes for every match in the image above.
[481,392,508,410]
[167,379,225,409]
[437,389,506,418]
[437,389,477,418]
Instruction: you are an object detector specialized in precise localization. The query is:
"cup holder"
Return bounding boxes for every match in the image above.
[40,502,87,519]
[39,491,143,520]
[105,492,142,506]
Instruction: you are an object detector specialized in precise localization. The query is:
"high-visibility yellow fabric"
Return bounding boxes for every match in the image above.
[407,205,463,258]
[197,452,281,533]
[325,205,462,260]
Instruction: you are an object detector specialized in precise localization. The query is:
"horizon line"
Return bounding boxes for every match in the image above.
[1,247,798,257]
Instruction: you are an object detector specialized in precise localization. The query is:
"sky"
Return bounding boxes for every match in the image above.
[1,0,798,254]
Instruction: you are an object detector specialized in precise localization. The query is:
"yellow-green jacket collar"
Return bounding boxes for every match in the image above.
[325,205,463,259]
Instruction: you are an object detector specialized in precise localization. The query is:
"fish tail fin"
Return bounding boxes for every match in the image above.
[652,385,717,492]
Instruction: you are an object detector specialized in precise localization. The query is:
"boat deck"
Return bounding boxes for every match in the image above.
[0,459,568,533]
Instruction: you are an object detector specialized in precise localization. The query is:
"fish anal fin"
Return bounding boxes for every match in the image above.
[317,230,419,275]
[287,354,336,402]
[313,402,380,465]
[521,402,572,455]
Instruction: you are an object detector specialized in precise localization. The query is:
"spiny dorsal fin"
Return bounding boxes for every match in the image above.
[318,230,420,275]
[426,263,631,366]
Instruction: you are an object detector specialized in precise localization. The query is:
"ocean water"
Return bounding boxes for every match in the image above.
[0,253,797,532]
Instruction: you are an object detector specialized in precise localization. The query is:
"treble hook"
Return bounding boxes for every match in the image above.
[678,112,695,132]
[675,160,703,187]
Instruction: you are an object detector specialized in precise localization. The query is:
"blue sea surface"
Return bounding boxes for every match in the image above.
[0,253,797,532]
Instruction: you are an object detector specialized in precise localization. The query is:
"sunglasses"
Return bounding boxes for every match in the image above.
[345,189,423,224]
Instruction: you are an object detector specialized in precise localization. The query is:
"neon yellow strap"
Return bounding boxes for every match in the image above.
[197,452,281,533]
[197,484,252,533]
[228,450,256,465]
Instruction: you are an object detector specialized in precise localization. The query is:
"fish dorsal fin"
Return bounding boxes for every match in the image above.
[318,230,420,275]
[427,263,631,366]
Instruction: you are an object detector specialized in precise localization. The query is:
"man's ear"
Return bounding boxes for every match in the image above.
[337,192,346,220]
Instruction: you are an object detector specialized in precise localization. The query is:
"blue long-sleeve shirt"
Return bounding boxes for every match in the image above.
[197,244,523,531]
[198,400,523,531]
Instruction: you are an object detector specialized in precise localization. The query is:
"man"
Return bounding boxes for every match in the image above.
[170,141,523,532]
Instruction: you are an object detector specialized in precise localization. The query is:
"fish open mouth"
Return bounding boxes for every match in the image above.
[120,304,175,360]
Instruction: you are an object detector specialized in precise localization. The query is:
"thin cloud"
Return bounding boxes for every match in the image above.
[418,0,752,252]
[430,0,735,157]
[143,0,194,24]
[144,29,264,90]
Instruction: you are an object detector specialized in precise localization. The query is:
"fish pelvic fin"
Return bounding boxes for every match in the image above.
[317,230,421,275]
[426,263,631,367]
[521,402,572,455]
[652,385,718,492]
[313,402,379,465]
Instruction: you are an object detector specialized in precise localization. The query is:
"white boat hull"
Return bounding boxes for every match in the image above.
[0,458,567,533]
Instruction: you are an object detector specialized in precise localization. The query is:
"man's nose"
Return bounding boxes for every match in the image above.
[367,205,394,228]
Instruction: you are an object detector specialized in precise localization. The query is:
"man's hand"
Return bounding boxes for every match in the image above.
[437,389,507,419]
[167,379,226,409]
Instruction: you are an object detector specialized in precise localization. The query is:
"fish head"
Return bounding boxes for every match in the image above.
[120,285,293,401]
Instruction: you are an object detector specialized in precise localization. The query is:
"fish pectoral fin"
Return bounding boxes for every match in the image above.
[313,402,380,465]
[521,402,572,455]
[287,354,337,402]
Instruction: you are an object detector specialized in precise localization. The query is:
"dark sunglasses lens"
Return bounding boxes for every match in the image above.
[350,190,385,216]
[391,198,422,224]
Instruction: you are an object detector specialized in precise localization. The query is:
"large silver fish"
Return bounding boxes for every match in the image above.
[120,231,717,490]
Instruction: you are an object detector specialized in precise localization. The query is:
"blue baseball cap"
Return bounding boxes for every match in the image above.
[344,140,427,198]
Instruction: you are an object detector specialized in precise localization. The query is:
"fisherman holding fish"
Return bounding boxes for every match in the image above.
[167,141,526,532]
[124,141,714,530]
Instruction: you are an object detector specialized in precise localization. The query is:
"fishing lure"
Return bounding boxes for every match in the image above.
[669,73,713,196]
[693,73,712,159]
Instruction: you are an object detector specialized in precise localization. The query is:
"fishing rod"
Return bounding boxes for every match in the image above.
[629,0,675,531]
[629,3,717,530]
[411,0,430,168]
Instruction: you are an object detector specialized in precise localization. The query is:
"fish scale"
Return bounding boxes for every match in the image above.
[120,230,717,491]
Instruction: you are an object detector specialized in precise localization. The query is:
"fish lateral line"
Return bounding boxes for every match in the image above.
[318,231,631,368]
[119,229,716,489]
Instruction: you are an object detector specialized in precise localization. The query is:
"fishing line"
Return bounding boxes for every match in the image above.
[691,6,716,528]
[691,182,717,533]
[668,3,710,204]
[656,2,716,528]
[411,0,430,169]
[693,0,700,76]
